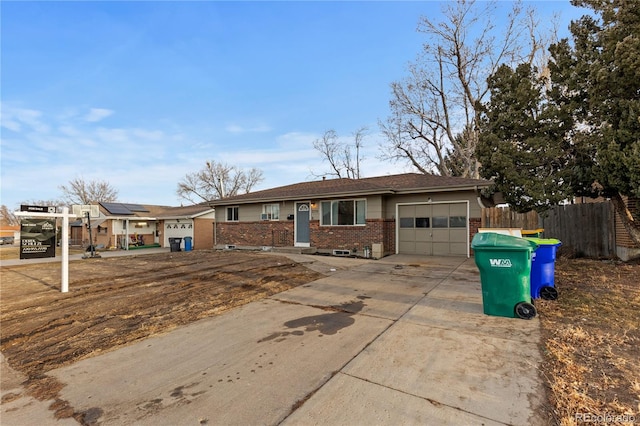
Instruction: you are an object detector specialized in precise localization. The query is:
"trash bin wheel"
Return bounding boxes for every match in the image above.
[540,286,558,300]
[515,302,537,320]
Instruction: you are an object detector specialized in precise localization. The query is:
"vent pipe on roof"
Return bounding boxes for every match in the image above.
[219,177,225,198]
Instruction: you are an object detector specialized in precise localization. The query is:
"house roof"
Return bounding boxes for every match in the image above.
[155,203,215,219]
[98,202,214,220]
[209,173,492,206]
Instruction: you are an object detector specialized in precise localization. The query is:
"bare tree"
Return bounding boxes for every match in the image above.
[312,127,368,179]
[59,178,118,205]
[176,160,264,203]
[379,0,555,178]
[0,205,18,226]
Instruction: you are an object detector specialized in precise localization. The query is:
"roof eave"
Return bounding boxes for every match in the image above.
[157,209,215,220]
[393,183,492,195]
[209,189,396,206]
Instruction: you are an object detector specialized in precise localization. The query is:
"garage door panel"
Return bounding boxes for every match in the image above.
[415,242,432,255]
[450,203,466,215]
[450,242,467,255]
[415,229,431,242]
[432,242,450,256]
[399,241,416,253]
[432,204,449,216]
[450,229,467,243]
[399,229,416,241]
[397,202,468,256]
[399,205,415,217]
[432,229,450,243]
[416,205,431,216]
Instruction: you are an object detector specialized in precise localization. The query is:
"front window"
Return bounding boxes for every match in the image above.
[320,199,366,226]
[227,206,239,221]
[262,204,280,220]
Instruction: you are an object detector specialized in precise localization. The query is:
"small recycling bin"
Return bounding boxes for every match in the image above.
[184,236,193,251]
[522,228,544,238]
[169,237,182,252]
[471,232,538,319]
[526,238,561,300]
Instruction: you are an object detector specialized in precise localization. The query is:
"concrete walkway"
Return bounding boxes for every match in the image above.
[1,253,545,425]
[0,247,171,267]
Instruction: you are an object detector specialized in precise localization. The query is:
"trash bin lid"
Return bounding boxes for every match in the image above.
[471,232,538,250]
[525,237,561,246]
[521,228,544,235]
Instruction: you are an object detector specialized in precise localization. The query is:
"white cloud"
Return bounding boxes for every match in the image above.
[84,108,114,123]
[132,128,164,141]
[225,123,272,133]
[0,104,49,133]
[219,147,317,166]
[1,118,21,132]
[275,131,318,149]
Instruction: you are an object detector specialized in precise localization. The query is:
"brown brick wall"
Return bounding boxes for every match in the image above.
[310,219,395,255]
[216,221,294,247]
[216,219,395,255]
[193,218,215,250]
[615,197,640,249]
[469,217,482,255]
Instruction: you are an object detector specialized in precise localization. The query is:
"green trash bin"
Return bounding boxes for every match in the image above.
[471,232,539,319]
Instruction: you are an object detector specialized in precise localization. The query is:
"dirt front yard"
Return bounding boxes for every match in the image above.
[0,249,322,420]
[1,249,639,425]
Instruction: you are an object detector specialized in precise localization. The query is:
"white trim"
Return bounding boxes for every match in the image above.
[395,200,470,258]
[226,206,239,222]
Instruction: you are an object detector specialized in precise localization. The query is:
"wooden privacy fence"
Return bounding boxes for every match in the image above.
[481,208,539,230]
[481,203,616,258]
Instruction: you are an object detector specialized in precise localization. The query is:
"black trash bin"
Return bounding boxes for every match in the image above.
[169,237,182,252]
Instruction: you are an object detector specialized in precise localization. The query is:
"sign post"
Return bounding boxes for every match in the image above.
[15,206,76,293]
[61,207,71,293]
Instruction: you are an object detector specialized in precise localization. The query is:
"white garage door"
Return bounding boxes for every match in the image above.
[397,202,468,256]
[164,220,194,249]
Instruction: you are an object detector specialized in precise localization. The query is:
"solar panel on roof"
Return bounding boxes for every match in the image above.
[123,203,149,212]
[100,202,134,215]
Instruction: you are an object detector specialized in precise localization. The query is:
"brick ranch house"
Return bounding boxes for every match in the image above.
[209,173,493,258]
[70,202,215,251]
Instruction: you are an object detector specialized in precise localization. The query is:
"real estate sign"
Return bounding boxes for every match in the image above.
[20,218,56,259]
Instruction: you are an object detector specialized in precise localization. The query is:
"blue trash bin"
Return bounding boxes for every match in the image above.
[184,236,192,251]
[526,238,561,300]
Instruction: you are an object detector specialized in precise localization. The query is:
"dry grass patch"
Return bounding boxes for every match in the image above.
[537,257,640,425]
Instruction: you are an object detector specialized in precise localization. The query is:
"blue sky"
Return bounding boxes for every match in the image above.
[1,1,585,210]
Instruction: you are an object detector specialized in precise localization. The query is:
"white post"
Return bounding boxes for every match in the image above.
[62,206,70,293]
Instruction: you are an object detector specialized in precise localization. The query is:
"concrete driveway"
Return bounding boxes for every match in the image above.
[3,254,545,425]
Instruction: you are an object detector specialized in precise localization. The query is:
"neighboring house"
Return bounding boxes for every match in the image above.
[0,225,20,244]
[71,202,215,251]
[156,204,216,250]
[209,173,493,258]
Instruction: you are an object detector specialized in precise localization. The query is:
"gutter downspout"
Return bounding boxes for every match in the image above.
[125,219,129,250]
[475,186,483,209]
